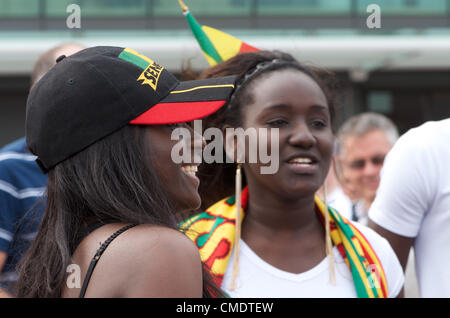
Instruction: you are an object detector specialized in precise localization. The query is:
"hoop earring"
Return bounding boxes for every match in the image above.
[323,182,336,284]
[230,163,242,290]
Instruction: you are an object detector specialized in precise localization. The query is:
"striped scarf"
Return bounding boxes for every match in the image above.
[180,187,388,298]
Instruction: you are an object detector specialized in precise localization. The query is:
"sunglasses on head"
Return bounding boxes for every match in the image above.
[348,155,385,170]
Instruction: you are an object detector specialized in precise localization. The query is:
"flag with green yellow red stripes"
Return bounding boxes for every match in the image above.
[178,0,259,66]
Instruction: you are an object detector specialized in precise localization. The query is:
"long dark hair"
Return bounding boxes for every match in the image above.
[196,50,339,210]
[16,125,223,298]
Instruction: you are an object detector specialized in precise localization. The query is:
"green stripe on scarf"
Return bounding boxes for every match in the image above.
[180,186,388,298]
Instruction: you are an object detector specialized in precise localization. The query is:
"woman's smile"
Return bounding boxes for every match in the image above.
[286,156,320,174]
[181,164,200,186]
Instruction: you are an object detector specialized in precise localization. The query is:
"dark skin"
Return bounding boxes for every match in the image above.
[368,220,415,271]
[149,123,206,212]
[231,69,404,297]
[236,69,333,274]
[62,124,205,298]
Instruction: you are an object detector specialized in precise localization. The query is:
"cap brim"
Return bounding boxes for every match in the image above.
[129,75,236,125]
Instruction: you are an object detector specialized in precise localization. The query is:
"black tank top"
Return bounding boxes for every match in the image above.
[77,223,137,298]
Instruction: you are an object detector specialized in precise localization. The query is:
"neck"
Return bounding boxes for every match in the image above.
[363,197,373,212]
[244,183,321,234]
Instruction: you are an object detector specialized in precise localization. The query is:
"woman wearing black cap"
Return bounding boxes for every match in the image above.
[15,46,235,298]
[181,51,404,298]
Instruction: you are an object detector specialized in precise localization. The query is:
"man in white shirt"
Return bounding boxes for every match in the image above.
[369,119,450,297]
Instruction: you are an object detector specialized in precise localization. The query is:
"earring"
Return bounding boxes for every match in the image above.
[230,163,242,291]
[323,182,336,284]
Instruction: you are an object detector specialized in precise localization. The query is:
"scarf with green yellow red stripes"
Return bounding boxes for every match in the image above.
[180,186,388,298]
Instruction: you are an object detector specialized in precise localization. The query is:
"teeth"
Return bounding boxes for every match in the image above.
[289,157,312,164]
[181,165,198,175]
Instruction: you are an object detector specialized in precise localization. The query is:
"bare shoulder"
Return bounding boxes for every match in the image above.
[115,224,202,265]
[126,224,201,256]
[82,224,203,298]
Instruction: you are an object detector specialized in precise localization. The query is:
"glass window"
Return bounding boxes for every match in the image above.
[0,0,39,17]
[153,0,252,17]
[257,0,352,16]
[45,0,147,18]
[368,91,393,114]
[357,0,447,16]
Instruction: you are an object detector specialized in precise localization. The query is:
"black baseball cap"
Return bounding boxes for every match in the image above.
[26,46,235,173]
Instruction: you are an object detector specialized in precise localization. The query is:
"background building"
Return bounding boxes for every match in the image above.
[1,0,449,147]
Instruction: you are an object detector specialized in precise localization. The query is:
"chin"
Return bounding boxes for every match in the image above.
[277,183,319,200]
[284,177,323,194]
[365,194,377,204]
[178,194,202,212]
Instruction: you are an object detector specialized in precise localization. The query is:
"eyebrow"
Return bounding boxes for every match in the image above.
[261,103,329,113]
[262,104,291,111]
[309,104,329,111]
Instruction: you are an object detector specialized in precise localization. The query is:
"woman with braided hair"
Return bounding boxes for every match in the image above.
[181,50,404,298]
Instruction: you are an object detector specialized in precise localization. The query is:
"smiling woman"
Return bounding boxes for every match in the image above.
[14,46,236,298]
[180,50,405,298]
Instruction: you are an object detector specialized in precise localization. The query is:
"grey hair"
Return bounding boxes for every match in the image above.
[336,112,399,156]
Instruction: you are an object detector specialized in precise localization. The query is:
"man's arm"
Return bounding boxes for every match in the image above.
[0,251,13,298]
[368,220,414,271]
[0,251,6,271]
[0,289,12,298]
[366,222,409,298]
[368,126,431,272]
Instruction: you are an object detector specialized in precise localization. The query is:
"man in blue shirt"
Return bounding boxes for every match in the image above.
[0,43,84,296]
[0,139,47,294]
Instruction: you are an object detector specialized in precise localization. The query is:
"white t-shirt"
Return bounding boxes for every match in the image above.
[369,119,450,298]
[327,187,353,221]
[222,221,403,298]
[352,200,369,226]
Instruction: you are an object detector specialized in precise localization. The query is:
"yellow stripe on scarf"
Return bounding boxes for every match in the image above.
[181,189,388,297]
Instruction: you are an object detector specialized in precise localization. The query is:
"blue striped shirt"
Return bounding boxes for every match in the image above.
[0,137,47,291]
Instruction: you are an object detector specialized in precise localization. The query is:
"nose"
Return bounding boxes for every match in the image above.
[288,123,316,149]
[362,160,381,177]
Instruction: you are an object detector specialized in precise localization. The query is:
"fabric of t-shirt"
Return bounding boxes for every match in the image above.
[327,187,353,221]
[369,119,450,297]
[222,221,404,298]
[352,200,369,226]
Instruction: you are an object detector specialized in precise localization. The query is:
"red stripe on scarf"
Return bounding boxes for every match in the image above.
[350,223,388,298]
